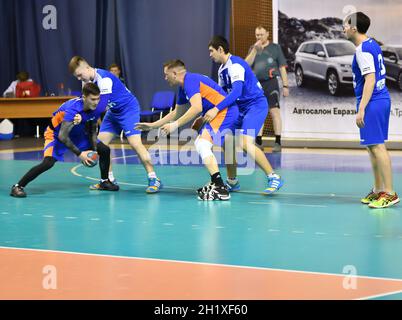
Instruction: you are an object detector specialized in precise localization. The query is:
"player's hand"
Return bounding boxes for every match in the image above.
[73,114,82,125]
[356,110,365,128]
[135,122,156,131]
[79,150,95,166]
[160,122,178,136]
[204,107,219,123]
[283,87,289,97]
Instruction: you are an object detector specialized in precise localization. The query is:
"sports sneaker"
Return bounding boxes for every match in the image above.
[272,143,282,153]
[10,184,27,198]
[197,181,213,193]
[263,174,284,195]
[89,179,119,191]
[197,183,230,201]
[361,190,381,204]
[226,179,240,192]
[146,178,162,193]
[368,192,400,209]
[90,178,118,190]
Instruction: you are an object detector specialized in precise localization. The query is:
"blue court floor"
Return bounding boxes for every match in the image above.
[1,146,402,299]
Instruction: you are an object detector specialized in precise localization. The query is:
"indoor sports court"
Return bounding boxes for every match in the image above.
[1,0,402,301]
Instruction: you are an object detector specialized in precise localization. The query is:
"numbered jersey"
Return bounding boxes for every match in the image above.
[352,38,390,102]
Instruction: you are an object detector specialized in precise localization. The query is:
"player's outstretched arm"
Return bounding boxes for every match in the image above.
[176,95,202,128]
[160,98,202,136]
[135,104,187,131]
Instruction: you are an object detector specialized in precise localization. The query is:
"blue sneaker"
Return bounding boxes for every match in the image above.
[263,174,283,195]
[146,178,163,193]
[225,179,241,192]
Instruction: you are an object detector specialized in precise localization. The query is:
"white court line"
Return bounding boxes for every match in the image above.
[1,245,402,285]
[357,289,402,300]
[70,156,359,199]
[249,201,327,208]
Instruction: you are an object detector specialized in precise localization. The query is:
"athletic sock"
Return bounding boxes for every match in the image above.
[211,172,224,187]
[148,172,157,179]
[275,135,281,145]
[268,173,280,179]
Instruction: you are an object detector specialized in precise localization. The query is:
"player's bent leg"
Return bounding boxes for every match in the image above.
[97,131,115,146]
[89,141,119,192]
[223,134,240,192]
[127,134,162,193]
[10,156,57,198]
[240,134,273,174]
[97,131,116,180]
[195,137,230,201]
[240,134,284,195]
[90,132,119,190]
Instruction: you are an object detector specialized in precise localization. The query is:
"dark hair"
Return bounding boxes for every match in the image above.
[69,56,88,73]
[208,35,230,54]
[346,12,371,34]
[163,59,186,70]
[109,63,121,71]
[82,82,100,96]
[17,71,29,82]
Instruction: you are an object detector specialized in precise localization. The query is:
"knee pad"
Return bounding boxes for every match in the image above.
[195,137,213,160]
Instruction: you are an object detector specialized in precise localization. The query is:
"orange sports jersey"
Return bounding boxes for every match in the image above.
[176,72,228,115]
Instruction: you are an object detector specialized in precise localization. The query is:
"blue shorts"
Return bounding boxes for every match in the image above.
[200,105,239,146]
[359,98,391,146]
[43,127,91,162]
[100,101,141,137]
[235,97,269,138]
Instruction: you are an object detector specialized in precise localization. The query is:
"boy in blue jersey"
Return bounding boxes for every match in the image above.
[206,36,284,195]
[344,12,399,208]
[10,83,118,197]
[68,56,162,193]
[136,60,239,200]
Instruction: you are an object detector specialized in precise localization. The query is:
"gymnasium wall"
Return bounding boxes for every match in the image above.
[0,0,231,108]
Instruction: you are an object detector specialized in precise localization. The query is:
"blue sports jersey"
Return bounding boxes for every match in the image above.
[352,38,390,103]
[218,55,265,110]
[176,72,228,115]
[92,68,139,113]
[50,97,105,138]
